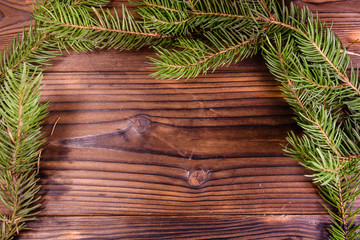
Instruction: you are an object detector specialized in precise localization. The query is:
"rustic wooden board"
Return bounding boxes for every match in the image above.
[0,0,360,239]
[38,71,319,217]
[20,215,329,239]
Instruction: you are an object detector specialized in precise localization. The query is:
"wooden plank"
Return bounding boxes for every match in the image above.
[41,71,297,152]
[0,0,360,239]
[19,215,330,239]
[38,154,323,215]
[31,71,326,216]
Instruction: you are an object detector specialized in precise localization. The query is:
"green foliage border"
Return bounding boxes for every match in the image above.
[1,0,360,239]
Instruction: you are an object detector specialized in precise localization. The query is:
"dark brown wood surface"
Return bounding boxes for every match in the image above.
[1,0,360,239]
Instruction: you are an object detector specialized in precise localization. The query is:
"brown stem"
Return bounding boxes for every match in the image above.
[339,154,360,161]
[92,7,105,28]
[51,21,170,38]
[191,11,261,21]
[11,83,25,170]
[321,166,341,173]
[259,0,272,18]
[188,0,196,10]
[153,16,194,25]
[337,180,349,239]
[298,73,347,89]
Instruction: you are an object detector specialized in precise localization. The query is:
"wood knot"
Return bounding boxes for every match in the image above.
[188,169,208,187]
[131,115,151,133]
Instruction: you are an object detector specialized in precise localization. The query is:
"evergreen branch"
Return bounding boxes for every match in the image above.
[298,73,347,90]
[150,25,266,79]
[321,166,341,173]
[190,0,265,20]
[320,172,360,240]
[133,0,194,36]
[135,0,267,36]
[146,0,359,98]
[33,1,171,51]
[303,36,360,95]
[263,32,360,240]
[263,35,343,157]
[187,2,354,92]
[0,64,47,240]
[0,23,62,83]
[162,36,255,68]
[266,3,360,97]
[265,19,299,32]
[339,154,360,161]
[0,34,46,78]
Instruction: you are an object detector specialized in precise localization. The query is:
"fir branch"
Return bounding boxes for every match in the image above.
[134,0,268,36]
[0,23,62,83]
[263,35,343,157]
[319,171,360,240]
[146,0,359,97]
[297,72,347,90]
[263,33,360,239]
[294,25,360,95]
[150,26,265,79]
[133,0,194,35]
[258,3,360,97]
[0,64,47,240]
[44,0,111,9]
[33,1,171,51]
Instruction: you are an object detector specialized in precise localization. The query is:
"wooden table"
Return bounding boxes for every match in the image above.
[1,0,360,239]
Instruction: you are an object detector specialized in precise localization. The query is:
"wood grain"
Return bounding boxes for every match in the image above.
[37,71,321,216]
[20,215,330,239]
[0,0,360,239]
